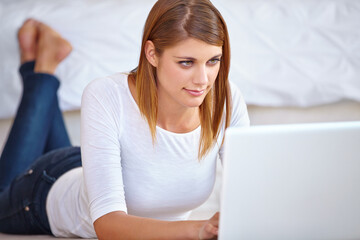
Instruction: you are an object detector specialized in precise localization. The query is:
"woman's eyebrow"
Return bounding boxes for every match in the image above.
[173,54,222,60]
[211,54,222,59]
[173,56,196,60]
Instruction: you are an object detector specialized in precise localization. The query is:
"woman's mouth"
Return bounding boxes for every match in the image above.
[184,88,205,96]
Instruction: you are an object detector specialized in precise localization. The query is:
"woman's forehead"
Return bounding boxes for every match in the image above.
[164,38,222,59]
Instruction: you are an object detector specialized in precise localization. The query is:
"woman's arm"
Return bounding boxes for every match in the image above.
[94,211,219,240]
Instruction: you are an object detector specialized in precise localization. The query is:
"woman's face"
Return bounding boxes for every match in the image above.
[150,38,222,111]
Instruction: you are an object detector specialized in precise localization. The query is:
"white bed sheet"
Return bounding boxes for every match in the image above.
[0,0,359,119]
[0,0,156,119]
[220,0,360,107]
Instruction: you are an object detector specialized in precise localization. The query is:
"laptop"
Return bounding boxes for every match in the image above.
[219,121,360,240]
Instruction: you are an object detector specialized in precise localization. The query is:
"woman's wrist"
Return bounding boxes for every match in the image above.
[185,220,206,240]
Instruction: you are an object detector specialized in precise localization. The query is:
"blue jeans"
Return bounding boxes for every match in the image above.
[0,62,82,234]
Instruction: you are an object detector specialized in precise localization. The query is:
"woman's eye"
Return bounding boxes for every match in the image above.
[208,59,220,65]
[179,61,193,67]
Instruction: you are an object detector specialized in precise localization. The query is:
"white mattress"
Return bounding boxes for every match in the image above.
[0,0,359,119]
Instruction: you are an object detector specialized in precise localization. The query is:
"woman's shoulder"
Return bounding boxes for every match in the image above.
[228,81,250,127]
[81,72,133,111]
[229,81,243,98]
[229,81,246,109]
[84,72,129,93]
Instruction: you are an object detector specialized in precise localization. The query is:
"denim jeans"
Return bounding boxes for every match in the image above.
[0,62,82,234]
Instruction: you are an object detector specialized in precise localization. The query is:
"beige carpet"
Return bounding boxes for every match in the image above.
[0,234,82,240]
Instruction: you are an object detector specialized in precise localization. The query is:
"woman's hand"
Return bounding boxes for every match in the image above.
[198,212,219,240]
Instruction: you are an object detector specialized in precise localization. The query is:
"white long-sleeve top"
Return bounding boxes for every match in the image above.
[46,73,250,238]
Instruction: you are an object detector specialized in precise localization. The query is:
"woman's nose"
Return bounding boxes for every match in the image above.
[193,65,208,85]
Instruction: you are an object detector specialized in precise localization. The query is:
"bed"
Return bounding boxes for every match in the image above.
[1,0,360,239]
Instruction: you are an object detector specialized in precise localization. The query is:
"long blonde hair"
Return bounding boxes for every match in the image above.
[130,0,232,159]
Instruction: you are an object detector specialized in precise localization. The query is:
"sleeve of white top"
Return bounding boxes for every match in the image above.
[81,77,127,223]
[219,82,250,162]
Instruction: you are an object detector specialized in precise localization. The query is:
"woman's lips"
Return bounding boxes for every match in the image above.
[184,89,205,96]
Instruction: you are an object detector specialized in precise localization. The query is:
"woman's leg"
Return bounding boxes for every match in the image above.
[27,20,73,153]
[44,100,72,153]
[35,21,73,153]
[0,20,76,235]
[35,22,73,153]
[0,20,72,192]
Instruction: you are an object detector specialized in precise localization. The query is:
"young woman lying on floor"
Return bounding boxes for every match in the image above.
[0,0,249,239]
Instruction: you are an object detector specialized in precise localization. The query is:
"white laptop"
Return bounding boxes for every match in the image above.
[219,121,360,240]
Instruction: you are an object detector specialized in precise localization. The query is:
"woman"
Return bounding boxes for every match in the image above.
[0,0,249,239]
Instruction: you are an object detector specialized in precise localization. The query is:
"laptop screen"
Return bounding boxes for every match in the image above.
[219,121,360,240]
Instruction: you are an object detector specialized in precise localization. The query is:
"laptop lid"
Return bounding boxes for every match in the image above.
[219,121,360,240]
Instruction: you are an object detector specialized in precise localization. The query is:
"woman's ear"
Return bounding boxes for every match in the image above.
[145,40,158,67]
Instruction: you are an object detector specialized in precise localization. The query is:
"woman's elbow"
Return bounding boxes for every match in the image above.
[93,211,127,239]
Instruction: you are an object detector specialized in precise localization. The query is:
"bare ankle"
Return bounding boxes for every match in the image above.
[34,62,57,74]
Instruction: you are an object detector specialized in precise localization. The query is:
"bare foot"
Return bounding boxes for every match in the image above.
[34,22,72,74]
[18,19,39,64]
